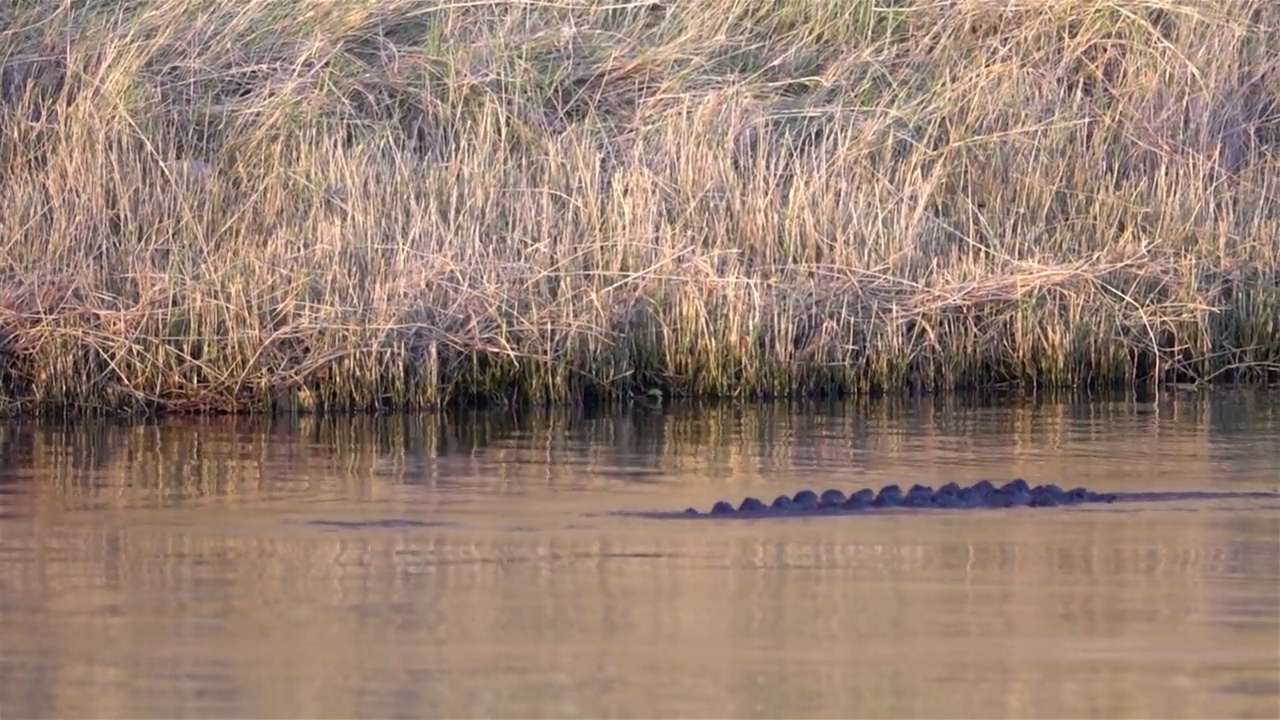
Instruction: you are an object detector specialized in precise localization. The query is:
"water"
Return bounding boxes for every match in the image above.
[1,392,1278,719]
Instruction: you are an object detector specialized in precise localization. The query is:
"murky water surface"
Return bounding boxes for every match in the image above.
[2,392,1279,718]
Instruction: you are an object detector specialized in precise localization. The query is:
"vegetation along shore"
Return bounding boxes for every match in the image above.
[1,0,1278,415]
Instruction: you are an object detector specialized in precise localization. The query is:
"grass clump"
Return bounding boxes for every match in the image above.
[1,0,1278,415]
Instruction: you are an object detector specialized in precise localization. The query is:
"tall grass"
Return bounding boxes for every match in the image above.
[1,0,1278,415]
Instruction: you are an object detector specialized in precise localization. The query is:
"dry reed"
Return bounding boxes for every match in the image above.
[1,0,1278,415]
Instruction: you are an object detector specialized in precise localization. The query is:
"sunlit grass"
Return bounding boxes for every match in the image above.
[1,0,1278,415]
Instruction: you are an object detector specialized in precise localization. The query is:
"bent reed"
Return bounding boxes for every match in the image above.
[1,0,1278,415]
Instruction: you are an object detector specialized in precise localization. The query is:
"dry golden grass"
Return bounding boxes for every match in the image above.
[1,0,1278,414]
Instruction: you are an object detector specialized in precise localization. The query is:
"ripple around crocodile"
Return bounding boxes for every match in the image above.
[630,480,1280,519]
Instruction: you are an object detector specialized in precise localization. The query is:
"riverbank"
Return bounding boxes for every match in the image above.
[2,0,1278,415]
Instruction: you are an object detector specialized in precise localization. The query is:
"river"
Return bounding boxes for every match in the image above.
[1,391,1278,718]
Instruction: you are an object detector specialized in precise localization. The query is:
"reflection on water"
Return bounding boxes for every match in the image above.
[1,392,1278,718]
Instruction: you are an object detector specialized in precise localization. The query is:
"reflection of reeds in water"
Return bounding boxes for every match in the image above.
[3,393,1275,508]
[1,1,1279,415]
[3,515,1276,718]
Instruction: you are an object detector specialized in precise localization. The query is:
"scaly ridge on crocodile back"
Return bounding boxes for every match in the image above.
[648,480,1280,519]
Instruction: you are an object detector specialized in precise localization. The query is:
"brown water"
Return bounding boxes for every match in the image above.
[1,392,1278,719]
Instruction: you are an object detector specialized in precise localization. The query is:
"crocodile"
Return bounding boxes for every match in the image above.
[654,479,1279,519]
